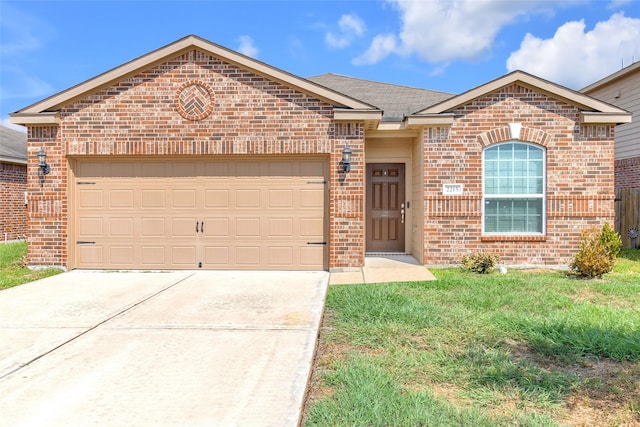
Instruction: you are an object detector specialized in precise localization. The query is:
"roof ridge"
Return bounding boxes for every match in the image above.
[308,73,453,96]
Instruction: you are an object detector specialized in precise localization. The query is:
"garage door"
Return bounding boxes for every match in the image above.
[72,158,327,270]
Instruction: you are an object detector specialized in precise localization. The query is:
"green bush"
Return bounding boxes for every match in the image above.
[461,252,500,274]
[570,222,622,279]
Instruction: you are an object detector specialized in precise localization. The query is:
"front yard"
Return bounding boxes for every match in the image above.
[304,250,640,426]
[0,242,62,290]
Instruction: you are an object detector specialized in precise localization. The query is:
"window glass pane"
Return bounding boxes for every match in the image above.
[499,161,512,175]
[529,148,543,160]
[485,178,498,194]
[485,149,498,160]
[513,144,528,159]
[498,178,512,194]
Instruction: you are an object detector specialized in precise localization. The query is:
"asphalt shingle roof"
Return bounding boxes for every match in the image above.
[0,126,27,165]
[307,73,454,121]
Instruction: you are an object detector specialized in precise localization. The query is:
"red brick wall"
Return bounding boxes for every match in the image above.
[615,157,640,189]
[0,162,27,241]
[423,83,615,266]
[27,126,67,267]
[27,49,364,269]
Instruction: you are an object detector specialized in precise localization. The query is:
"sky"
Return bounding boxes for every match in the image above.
[2,0,640,132]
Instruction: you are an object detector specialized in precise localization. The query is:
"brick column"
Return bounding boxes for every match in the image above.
[329,123,365,269]
[27,126,67,268]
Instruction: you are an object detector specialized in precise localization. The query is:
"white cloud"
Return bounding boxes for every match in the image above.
[507,13,640,89]
[237,36,259,58]
[354,0,551,65]
[325,14,366,49]
[1,118,27,133]
[608,0,632,9]
[339,14,366,37]
[352,34,398,65]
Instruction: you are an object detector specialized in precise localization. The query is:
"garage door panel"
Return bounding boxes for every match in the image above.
[109,218,134,237]
[300,246,323,266]
[171,189,197,208]
[235,190,260,208]
[268,189,293,208]
[204,190,229,208]
[110,246,134,265]
[74,158,326,270]
[171,218,198,238]
[141,189,165,209]
[78,189,103,208]
[300,189,324,208]
[141,246,166,265]
[79,217,103,237]
[77,245,103,266]
[141,218,165,237]
[236,246,260,265]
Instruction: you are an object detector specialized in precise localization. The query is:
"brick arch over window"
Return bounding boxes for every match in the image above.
[477,126,553,148]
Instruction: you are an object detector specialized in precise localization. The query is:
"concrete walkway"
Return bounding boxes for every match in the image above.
[329,255,436,285]
[0,270,328,427]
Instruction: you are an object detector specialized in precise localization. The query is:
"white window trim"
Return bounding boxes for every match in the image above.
[482,141,546,236]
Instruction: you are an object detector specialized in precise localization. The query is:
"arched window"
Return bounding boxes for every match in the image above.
[483,142,545,234]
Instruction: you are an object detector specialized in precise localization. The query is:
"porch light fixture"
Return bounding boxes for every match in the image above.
[37,147,50,175]
[342,145,352,173]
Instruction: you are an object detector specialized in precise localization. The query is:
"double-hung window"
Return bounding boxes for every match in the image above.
[483,142,545,235]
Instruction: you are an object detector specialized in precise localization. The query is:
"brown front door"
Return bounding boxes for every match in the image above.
[366,163,405,252]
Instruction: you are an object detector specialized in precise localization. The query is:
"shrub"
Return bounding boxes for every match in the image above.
[570,222,622,279]
[461,252,500,274]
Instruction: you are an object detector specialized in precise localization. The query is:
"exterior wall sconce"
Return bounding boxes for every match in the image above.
[37,147,50,175]
[342,145,352,173]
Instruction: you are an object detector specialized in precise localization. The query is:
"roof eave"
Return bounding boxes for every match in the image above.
[580,111,632,125]
[10,112,60,125]
[581,61,640,93]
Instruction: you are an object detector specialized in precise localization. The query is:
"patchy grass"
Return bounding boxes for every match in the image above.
[304,252,640,426]
[0,242,62,290]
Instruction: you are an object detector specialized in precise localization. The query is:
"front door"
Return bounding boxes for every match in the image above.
[366,163,405,252]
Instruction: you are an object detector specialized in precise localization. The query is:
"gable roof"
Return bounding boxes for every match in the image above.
[0,126,27,165]
[11,35,379,125]
[581,61,640,93]
[307,73,453,121]
[413,70,631,125]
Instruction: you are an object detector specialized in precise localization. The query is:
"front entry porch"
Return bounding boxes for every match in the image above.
[329,255,436,285]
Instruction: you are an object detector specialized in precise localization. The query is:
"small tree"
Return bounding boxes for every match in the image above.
[570,222,622,279]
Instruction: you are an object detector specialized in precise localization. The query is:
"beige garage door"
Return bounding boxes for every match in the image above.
[72,158,327,270]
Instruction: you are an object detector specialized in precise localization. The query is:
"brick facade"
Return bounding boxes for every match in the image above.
[0,162,27,241]
[422,84,615,265]
[27,49,364,269]
[615,157,640,189]
[17,37,624,271]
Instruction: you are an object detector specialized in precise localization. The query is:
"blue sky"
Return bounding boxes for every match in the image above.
[2,0,640,131]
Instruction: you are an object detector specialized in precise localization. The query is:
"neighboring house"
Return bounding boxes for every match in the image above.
[582,61,640,190]
[582,62,639,248]
[0,126,28,242]
[10,35,630,270]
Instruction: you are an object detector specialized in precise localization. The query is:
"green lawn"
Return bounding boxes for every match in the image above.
[0,242,62,290]
[304,249,640,426]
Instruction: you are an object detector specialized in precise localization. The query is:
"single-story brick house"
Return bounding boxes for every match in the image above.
[10,35,631,270]
[0,125,27,242]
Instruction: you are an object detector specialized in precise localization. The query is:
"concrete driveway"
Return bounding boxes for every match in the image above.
[0,270,328,426]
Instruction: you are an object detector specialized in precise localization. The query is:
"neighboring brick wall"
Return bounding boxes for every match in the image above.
[422,83,615,266]
[0,162,27,241]
[28,49,364,269]
[615,157,640,189]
